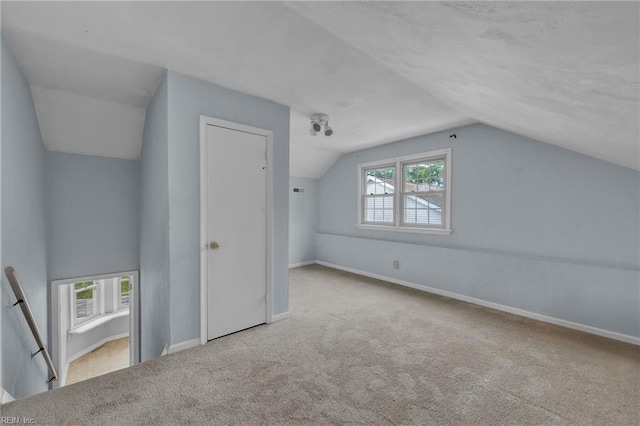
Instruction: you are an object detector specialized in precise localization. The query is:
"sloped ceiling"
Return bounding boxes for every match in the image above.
[2,29,165,159]
[288,1,640,170]
[2,1,638,176]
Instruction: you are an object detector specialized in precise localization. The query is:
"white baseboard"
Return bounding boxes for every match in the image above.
[67,332,130,365]
[1,387,15,404]
[289,260,316,269]
[167,338,200,355]
[161,346,169,357]
[316,260,640,346]
[270,311,290,323]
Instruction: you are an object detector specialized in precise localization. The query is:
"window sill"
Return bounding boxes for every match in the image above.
[356,224,452,235]
[69,310,129,335]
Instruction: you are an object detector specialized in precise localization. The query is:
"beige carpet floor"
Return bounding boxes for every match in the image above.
[3,264,639,424]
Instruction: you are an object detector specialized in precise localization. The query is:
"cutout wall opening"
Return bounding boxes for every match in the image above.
[51,271,139,388]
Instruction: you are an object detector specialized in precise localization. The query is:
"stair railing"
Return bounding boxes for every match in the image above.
[5,266,58,383]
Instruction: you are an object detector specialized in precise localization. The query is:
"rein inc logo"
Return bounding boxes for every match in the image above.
[0,394,35,424]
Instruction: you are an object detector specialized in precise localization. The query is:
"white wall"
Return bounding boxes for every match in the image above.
[289,177,318,266]
[2,36,142,398]
[1,30,4,397]
[140,69,291,354]
[1,37,49,398]
[317,124,639,340]
[44,145,140,376]
[45,151,140,281]
[165,71,290,345]
[139,72,170,361]
[66,317,128,362]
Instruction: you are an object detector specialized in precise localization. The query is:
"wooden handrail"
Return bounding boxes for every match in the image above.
[5,266,58,383]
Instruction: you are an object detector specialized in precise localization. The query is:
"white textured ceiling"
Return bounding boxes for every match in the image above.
[2,28,165,159]
[31,86,148,159]
[288,1,640,171]
[2,2,638,175]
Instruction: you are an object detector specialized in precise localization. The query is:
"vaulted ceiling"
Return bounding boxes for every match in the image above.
[2,2,638,176]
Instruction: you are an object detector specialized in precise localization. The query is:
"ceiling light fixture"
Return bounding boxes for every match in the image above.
[310,114,333,137]
[324,121,333,137]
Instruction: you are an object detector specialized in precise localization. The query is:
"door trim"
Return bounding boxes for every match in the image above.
[199,115,274,345]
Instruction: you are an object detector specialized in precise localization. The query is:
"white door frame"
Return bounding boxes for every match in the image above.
[50,270,139,389]
[199,115,275,345]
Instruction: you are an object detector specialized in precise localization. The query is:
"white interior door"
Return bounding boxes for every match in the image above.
[206,124,267,340]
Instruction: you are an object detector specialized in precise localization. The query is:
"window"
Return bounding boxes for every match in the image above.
[363,165,395,224]
[358,148,451,234]
[72,280,100,326]
[402,159,444,226]
[69,275,133,331]
[118,276,131,310]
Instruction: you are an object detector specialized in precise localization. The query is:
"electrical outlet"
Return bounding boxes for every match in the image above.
[393,260,399,269]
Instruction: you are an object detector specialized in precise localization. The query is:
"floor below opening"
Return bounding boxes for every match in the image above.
[65,337,130,386]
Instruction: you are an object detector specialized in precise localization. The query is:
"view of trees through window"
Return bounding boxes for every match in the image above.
[74,281,96,319]
[120,276,131,307]
[368,167,394,181]
[404,161,444,190]
[73,276,131,322]
[370,162,444,188]
[403,160,445,225]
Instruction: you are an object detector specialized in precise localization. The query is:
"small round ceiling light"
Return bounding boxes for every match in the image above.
[324,122,333,137]
[310,113,333,137]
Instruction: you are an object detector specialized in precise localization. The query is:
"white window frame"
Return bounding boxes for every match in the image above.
[360,162,397,225]
[70,280,103,328]
[117,276,131,311]
[357,148,452,235]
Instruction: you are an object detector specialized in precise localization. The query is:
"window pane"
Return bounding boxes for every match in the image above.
[365,195,394,223]
[74,280,97,320]
[120,277,130,306]
[404,160,445,192]
[404,194,442,225]
[365,167,395,195]
[76,288,95,319]
[74,281,93,291]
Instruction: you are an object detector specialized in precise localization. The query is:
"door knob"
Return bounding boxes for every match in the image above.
[209,241,220,250]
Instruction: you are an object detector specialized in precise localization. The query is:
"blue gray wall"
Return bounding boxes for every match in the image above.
[0,34,3,397]
[289,177,318,266]
[0,36,3,396]
[166,71,290,344]
[317,124,640,338]
[45,151,140,281]
[139,73,170,361]
[1,38,49,398]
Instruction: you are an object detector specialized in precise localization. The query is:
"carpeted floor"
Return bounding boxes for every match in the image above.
[3,265,639,424]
